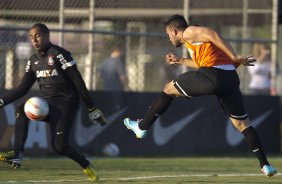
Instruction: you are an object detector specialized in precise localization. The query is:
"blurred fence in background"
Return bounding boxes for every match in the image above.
[0,0,280,93]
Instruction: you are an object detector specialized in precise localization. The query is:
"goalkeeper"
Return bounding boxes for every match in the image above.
[0,23,105,182]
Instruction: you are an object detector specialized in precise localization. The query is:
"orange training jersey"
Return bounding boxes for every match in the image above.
[184,41,236,67]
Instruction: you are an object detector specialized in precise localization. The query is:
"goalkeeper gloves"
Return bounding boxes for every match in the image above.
[88,107,106,126]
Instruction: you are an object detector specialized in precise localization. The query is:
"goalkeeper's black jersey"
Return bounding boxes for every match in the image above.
[2,43,94,108]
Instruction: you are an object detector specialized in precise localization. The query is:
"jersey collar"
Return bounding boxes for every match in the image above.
[37,43,52,56]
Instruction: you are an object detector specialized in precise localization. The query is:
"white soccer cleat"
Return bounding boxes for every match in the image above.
[123,118,147,138]
[261,165,277,177]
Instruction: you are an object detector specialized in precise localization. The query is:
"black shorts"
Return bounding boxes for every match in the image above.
[45,99,79,144]
[173,67,248,120]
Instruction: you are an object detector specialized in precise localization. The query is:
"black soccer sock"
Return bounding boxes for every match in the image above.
[139,92,174,130]
[13,103,29,155]
[242,126,269,168]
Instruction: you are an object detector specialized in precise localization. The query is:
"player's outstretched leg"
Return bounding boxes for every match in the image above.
[0,150,22,168]
[123,92,173,138]
[82,163,99,181]
[241,126,277,177]
[261,165,277,177]
[123,118,147,138]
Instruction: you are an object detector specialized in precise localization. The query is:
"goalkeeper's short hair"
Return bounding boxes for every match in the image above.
[30,23,50,37]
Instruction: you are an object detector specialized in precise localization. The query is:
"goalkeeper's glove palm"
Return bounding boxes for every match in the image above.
[88,108,106,126]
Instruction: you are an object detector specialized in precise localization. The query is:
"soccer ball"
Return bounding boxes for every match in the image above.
[24,97,49,121]
[102,143,120,157]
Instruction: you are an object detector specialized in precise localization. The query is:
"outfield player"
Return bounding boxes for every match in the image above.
[0,23,105,182]
[124,14,277,177]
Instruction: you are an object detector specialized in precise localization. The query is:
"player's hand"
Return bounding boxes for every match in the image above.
[234,55,256,66]
[0,99,4,108]
[166,52,180,65]
[88,108,106,126]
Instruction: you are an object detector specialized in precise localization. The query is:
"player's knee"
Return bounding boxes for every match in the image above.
[52,140,67,155]
[163,83,169,94]
[163,81,180,97]
[230,117,250,132]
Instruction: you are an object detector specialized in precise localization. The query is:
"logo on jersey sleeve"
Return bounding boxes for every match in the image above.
[36,69,58,78]
[48,55,54,66]
[25,60,31,72]
[57,53,67,65]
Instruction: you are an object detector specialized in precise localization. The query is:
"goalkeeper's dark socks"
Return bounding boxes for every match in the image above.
[82,160,91,169]
[242,126,269,168]
[139,92,174,130]
[14,103,29,154]
[13,151,23,158]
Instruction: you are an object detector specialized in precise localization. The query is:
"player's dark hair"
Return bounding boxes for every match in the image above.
[163,14,188,31]
[30,23,50,36]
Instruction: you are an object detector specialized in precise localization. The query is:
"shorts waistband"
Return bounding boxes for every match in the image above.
[213,64,236,70]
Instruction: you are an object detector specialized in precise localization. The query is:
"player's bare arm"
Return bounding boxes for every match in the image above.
[183,26,256,66]
[166,52,198,68]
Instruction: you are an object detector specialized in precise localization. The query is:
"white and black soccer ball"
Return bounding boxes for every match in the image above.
[102,143,120,157]
[24,97,49,121]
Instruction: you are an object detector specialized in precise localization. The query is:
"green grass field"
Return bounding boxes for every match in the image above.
[0,156,281,184]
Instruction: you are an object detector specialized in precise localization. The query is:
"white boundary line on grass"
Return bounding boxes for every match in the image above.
[0,173,281,183]
[119,173,282,180]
